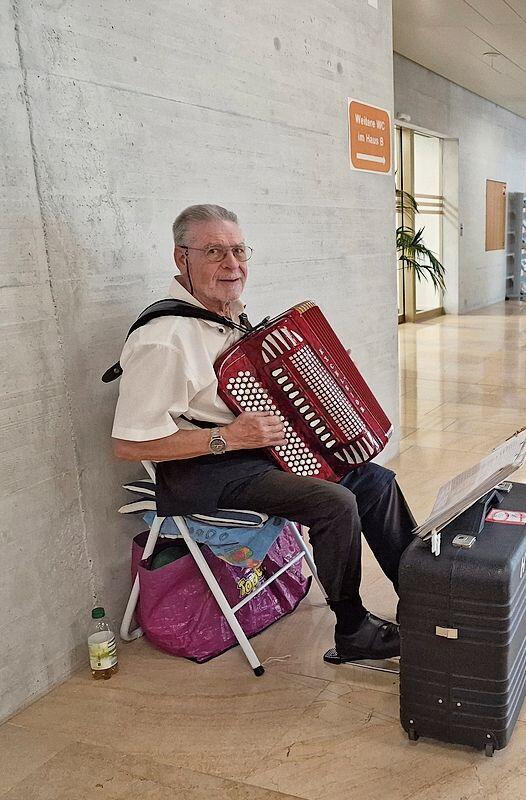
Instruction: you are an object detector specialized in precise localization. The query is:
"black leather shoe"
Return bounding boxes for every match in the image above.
[323,613,400,664]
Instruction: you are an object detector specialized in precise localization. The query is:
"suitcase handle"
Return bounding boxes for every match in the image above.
[450,488,505,537]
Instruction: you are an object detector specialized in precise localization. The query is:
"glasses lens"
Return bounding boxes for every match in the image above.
[236,246,253,261]
[204,247,226,262]
[232,245,251,262]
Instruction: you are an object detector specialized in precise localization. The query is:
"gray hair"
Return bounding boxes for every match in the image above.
[172,204,238,245]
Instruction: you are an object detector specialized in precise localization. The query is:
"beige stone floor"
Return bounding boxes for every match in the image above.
[3,301,526,799]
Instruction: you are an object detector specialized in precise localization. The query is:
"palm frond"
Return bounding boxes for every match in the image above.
[396,188,419,215]
[396,225,446,293]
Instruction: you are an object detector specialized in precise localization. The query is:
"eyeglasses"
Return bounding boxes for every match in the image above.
[179,244,253,263]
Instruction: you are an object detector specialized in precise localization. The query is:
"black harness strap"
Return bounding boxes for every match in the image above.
[180,415,216,429]
[101,298,240,383]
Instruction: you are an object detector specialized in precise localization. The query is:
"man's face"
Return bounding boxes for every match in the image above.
[175,219,248,307]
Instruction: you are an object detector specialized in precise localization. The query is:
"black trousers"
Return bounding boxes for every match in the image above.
[219,464,415,613]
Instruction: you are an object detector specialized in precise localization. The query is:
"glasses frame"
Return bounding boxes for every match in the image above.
[179,243,253,263]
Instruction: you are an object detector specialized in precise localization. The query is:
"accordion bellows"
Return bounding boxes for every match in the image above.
[215,302,392,482]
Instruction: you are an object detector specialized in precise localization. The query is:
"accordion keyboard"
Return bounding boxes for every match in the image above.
[289,346,366,440]
[226,371,322,477]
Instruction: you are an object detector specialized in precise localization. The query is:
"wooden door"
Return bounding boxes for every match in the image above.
[485,180,506,251]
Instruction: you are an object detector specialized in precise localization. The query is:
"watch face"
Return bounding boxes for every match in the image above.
[210,436,227,455]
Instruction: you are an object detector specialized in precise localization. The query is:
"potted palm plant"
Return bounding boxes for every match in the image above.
[396,189,446,293]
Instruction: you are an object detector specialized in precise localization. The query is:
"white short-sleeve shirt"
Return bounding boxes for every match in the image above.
[111,277,245,442]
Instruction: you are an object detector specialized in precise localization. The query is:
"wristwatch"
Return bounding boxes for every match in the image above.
[209,427,228,455]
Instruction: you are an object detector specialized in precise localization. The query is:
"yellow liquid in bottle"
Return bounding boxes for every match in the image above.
[88,631,118,680]
[91,663,119,680]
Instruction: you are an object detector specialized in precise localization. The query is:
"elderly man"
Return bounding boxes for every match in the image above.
[112,204,415,663]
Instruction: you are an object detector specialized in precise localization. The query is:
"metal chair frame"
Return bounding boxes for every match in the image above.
[120,461,327,675]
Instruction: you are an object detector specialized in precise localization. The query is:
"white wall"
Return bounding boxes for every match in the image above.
[1,0,398,721]
[394,53,526,313]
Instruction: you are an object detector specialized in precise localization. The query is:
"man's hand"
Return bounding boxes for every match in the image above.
[225,411,287,451]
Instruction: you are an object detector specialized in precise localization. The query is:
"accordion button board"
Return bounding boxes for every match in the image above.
[226,372,322,477]
[215,302,392,483]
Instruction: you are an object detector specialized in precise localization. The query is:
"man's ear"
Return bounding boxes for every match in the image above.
[174,246,187,273]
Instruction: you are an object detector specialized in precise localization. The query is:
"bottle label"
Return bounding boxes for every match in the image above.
[89,636,118,670]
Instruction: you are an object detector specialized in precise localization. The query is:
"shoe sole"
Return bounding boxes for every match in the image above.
[323,647,400,664]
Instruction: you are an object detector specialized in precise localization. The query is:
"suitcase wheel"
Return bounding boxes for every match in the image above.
[408,727,419,742]
[485,743,494,758]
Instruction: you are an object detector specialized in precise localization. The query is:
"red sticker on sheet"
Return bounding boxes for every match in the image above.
[485,509,526,525]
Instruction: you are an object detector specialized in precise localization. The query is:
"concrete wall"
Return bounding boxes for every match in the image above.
[394,53,526,313]
[1,0,398,720]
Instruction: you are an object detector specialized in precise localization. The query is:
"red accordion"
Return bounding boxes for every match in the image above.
[215,301,392,482]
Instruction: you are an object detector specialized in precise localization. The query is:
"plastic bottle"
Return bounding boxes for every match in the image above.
[88,607,119,680]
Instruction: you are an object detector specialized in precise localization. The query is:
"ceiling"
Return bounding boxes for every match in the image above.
[393,0,526,118]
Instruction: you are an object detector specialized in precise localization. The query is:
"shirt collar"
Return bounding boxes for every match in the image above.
[168,276,245,326]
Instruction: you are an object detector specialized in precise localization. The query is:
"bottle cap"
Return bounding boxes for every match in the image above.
[92,607,105,619]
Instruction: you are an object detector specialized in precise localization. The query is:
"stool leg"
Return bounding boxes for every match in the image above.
[120,515,165,641]
[174,516,265,676]
[289,522,328,599]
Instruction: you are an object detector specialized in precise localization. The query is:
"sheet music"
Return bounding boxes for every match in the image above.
[414,429,526,540]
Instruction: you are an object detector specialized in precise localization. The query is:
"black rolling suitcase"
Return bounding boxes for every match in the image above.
[399,481,526,756]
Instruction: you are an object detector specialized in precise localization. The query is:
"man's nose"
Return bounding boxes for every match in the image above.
[222,249,241,269]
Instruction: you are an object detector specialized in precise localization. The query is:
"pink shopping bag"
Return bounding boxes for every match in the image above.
[131,525,311,662]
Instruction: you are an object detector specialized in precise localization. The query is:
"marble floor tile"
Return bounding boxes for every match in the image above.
[434,402,526,425]
[442,417,520,440]
[8,657,328,781]
[398,397,444,419]
[398,428,498,454]
[399,424,416,438]
[401,408,459,432]
[398,437,415,455]
[0,724,70,797]
[243,706,460,800]
[1,741,300,800]
[243,707,526,800]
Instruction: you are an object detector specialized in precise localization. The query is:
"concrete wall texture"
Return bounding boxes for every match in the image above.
[394,53,526,314]
[1,0,398,720]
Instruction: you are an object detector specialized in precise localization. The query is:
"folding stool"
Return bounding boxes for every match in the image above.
[120,461,327,675]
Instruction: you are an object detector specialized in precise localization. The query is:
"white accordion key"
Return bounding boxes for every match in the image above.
[282,328,298,347]
[274,329,292,350]
[283,383,293,392]
[265,333,283,355]
[351,445,364,463]
[299,405,309,413]
[357,441,369,460]
[289,390,299,399]
[271,368,283,377]
[277,376,287,385]
[305,412,315,420]
[262,340,278,359]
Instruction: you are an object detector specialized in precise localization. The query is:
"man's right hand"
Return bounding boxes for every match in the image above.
[225,411,287,451]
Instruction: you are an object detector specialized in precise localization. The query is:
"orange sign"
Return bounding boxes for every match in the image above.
[348,99,391,174]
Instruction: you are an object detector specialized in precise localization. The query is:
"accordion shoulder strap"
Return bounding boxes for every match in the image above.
[101,299,236,383]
